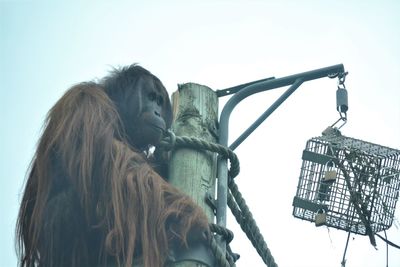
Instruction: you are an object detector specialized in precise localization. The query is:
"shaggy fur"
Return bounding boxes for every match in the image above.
[16,66,209,267]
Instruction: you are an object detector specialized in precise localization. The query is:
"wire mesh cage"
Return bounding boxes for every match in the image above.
[292,127,400,236]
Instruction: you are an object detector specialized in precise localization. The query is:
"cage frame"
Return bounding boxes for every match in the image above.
[293,128,400,243]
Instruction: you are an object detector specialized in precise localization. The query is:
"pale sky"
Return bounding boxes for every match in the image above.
[1,1,399,266]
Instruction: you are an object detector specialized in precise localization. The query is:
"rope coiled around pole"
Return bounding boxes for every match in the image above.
[159,133,240,179]
[208,224,236,267]
[158,131,277,267]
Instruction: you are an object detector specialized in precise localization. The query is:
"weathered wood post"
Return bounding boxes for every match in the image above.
[168,83,219,266]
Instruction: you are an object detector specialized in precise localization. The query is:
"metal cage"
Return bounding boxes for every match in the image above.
[292,128,400,235]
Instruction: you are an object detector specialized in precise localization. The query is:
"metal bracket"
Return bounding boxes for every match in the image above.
[216,64,346,249]
[216,76,275,97]
[205,192,217,215]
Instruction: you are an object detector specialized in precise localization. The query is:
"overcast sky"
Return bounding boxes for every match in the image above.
[1,1,399,266]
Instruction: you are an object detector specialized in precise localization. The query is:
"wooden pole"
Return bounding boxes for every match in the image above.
[168,83,218,266]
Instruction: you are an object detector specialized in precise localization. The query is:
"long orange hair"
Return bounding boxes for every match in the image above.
[16,79,208,266]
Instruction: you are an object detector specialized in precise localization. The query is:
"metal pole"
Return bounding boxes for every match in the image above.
[216,76,275,97]
[216,64,345,249]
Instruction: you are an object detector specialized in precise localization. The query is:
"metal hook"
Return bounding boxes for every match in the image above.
[335,71,348,129]
[338,71,348,86]
[331,115,347,130]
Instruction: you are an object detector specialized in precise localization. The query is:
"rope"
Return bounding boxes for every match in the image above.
[209,223,239,264]
[209,224,234,243]
[228,181,278,267]
[159,131,240,179]
[208,233,236,267]
[158,132,277,267]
